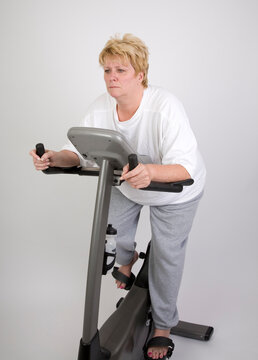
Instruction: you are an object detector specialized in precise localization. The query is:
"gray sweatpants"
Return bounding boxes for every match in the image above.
[108,187,203,330]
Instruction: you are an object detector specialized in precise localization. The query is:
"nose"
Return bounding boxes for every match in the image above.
[110,71,118,82]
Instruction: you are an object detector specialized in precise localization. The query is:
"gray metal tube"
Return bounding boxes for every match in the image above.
[82,159,114,344]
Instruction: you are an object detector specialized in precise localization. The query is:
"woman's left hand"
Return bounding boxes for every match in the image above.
[120,163,153,189]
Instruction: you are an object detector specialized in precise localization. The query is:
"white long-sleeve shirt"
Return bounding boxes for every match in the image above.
[63,86,206,205]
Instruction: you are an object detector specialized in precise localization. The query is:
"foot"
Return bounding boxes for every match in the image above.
[147,329,171,359]
[116,251,138,289]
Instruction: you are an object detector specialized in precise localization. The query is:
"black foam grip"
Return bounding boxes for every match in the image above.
[128,154,138,171]
[36,143,45,158]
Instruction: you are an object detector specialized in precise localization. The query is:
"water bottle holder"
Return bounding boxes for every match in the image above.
[102,251,116,275]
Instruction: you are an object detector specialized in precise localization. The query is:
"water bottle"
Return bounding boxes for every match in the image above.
[103,224,117,275]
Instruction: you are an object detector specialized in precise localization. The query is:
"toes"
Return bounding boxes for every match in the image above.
[116,280,125,289]
[148,348,167,359]
[148,347,167,359]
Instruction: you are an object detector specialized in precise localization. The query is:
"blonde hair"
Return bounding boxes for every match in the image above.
[99,34,149,88]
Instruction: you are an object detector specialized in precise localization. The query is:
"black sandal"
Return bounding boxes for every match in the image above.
[143,336,175,359]
[111,266,135,290]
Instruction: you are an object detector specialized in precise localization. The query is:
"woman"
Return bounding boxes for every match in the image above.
[30,34,206,359]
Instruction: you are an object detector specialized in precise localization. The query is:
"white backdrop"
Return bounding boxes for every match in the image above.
[1,1,258,359]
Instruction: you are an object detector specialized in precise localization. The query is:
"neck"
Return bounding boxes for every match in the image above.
[116,87,144,122]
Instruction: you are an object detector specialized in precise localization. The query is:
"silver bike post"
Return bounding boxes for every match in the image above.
[81,158,114,344]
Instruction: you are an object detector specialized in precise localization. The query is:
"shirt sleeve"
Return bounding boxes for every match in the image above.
[61,93,111,167]
[161,100,199,178]
[61,114,98,168]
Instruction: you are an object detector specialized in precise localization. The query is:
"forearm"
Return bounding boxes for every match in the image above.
[51,150,80,167]
[121,163,191,189]
[30,148,80,171]
[146,164,191,182]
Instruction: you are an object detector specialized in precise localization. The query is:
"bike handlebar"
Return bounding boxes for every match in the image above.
[35,143,194,192]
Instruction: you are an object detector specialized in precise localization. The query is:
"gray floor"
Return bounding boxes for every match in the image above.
[1,256,257,360]
[1,183,258,360]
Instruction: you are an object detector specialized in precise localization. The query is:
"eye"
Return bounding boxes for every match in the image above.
[104,69,110,73]
[117,69,125,73]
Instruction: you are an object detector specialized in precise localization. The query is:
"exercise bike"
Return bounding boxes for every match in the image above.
[36,127,213,360]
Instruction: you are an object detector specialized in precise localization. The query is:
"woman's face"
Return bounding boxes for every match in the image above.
[103,56,143,100]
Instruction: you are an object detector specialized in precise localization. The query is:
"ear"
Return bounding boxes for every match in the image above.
[137,71,144,83]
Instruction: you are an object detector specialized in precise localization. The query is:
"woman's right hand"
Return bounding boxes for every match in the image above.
[29,149,56,171]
